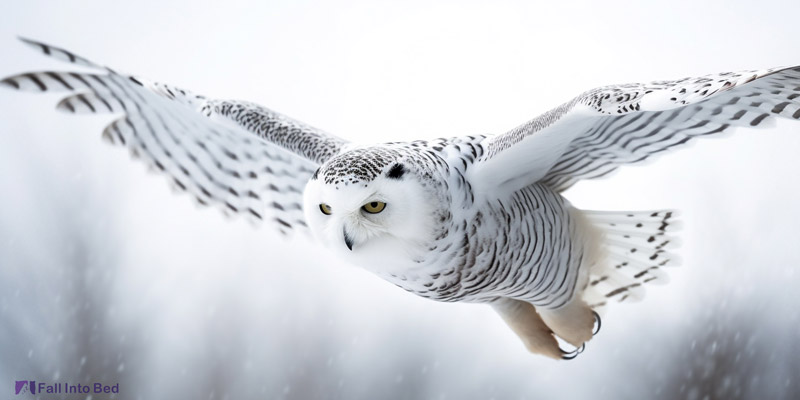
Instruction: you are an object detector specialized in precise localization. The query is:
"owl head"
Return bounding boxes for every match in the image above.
[303,146,444,270]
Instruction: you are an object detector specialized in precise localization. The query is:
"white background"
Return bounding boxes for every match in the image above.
[0,1,798,399]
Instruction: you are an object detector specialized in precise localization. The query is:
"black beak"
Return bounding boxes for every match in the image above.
[343,227,354,251]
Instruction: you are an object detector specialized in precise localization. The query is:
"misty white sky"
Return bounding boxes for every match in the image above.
[1,1,799,399]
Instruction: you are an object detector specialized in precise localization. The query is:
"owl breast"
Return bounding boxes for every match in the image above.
[376,183,589,309]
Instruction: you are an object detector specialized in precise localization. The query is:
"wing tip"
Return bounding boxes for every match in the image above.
[17,35,40,46]
[17,36,55,57]
[14,36,98,68]
[0,77,20,90]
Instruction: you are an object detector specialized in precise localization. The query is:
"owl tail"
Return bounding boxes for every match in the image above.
[579,209,682,313]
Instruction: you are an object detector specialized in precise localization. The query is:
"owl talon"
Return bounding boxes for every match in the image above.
[592,311,601,336]
[560,342,586,360]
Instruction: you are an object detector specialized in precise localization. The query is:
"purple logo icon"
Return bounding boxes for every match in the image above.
[15,380,29,395]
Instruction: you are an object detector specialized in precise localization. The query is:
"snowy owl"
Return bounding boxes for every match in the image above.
[4,38,799,360]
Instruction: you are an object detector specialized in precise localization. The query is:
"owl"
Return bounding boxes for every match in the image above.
[4,38,799,359]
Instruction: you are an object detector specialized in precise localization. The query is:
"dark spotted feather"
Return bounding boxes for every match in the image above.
[1,38,348,234]
[476,65,800,192]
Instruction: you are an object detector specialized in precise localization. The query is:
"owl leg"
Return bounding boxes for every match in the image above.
[491,298,562,359]
[537,298,595,348]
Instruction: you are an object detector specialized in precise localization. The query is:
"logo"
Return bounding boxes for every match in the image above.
[14,381,32,395]
[13,380,118,395]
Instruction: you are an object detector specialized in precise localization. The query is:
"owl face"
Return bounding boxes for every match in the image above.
[303,160,436,271]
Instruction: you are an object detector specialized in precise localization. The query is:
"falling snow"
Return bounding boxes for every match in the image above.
[1,1,800,399]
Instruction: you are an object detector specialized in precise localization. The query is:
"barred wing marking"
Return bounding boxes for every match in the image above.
[541,67,800,191]
[474,66,800,193]
[2,38,348,234]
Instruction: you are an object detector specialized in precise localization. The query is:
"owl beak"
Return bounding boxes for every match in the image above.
[343,226,354,251]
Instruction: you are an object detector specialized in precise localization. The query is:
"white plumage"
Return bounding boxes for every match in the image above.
[3,38,798,359]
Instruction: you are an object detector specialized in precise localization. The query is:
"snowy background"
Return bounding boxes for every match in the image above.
[1,1,799,399]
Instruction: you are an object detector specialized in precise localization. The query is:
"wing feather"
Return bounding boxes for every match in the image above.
[1,38,346,234]
[474,66,800,193]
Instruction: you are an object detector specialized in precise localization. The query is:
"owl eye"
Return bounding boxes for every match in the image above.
[362,201,386,214]
[319,203,333,215]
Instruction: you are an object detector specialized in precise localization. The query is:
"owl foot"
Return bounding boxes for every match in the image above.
[492,298,564,360]
[558,310,602,360]
[560,342,586,360]
[538,299,595,348]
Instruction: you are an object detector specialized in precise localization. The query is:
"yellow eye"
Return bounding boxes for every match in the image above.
[362,201,386,214]
[319,203,333,215]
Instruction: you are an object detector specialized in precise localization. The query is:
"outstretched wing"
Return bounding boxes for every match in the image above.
[1,38,347,234]
[472,66,800,193]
